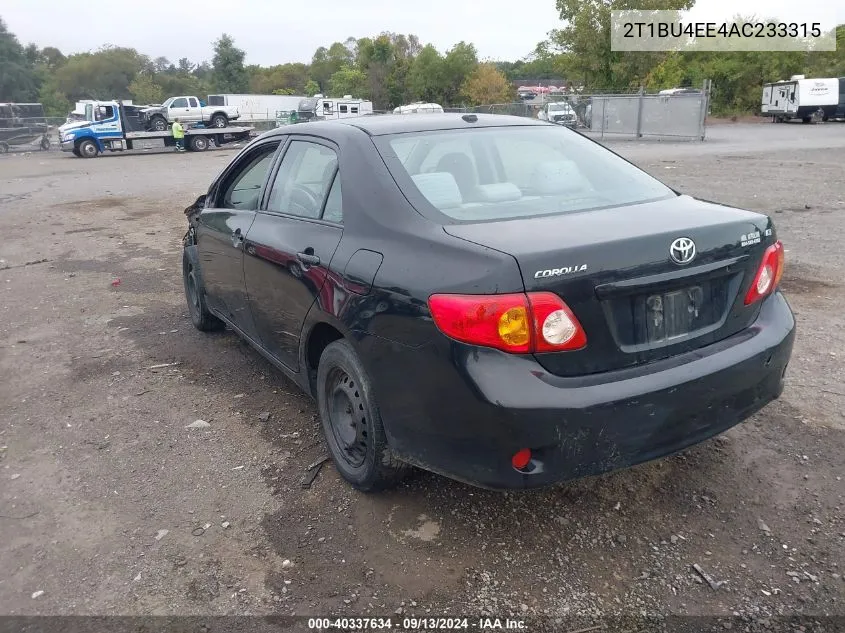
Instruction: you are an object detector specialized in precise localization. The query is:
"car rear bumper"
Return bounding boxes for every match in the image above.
[368,291,795,490]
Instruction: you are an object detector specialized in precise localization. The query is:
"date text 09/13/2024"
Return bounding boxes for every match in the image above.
[307,617,527,630]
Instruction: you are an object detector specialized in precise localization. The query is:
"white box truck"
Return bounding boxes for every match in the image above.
[207,94,306,122]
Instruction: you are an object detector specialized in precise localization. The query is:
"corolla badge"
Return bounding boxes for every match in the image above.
[669,237,696,265]
[533,264,588,279]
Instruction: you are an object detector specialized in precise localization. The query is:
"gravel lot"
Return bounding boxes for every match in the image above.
[1,123,843,629]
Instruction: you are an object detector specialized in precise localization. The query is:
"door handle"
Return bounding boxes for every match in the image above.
[296,251,321,266]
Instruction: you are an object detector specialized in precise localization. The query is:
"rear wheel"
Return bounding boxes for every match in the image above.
[210,113,228,128]
[190,135,209,151]
[0,142,8,153]
[77,139,99,158]
[182,249,225,332]
[40,136,51,151]
[316,340,408,491]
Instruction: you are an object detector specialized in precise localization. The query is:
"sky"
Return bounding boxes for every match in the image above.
[2,0,841,67]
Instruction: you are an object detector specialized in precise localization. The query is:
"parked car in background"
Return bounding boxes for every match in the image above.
[182,113,794,492]
[140,96,240,131]
[537,101,578,128]
[659,88,703,95]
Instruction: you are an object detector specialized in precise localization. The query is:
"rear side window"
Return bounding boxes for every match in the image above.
[376,127,674,222]
[266,141,338,219]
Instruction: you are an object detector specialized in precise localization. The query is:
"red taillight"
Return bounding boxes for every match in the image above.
[744,240,785,306]
[528,292,588,352]
[428,291,587,353]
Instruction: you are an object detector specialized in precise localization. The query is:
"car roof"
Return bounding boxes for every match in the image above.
[263,113,548,138]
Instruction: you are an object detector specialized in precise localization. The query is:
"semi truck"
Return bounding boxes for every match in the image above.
[60,101,252,158]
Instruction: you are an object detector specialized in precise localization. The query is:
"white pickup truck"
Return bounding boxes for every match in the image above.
[140,96,240,131]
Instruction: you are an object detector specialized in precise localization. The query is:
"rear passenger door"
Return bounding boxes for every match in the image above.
[196,139,282,340]
[243,137,344,371]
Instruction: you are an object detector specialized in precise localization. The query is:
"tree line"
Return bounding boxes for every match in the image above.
[0,21,515,117]
[2,0,844,119]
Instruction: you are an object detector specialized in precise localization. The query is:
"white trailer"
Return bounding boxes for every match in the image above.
[393,102,444,114]
[315,95,374,119]
[207,94,306,122]
[762,75,839,122]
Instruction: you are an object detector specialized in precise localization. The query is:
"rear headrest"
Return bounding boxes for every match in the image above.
[530,160,590,195]
[474,183,522,203]
[411,172,462,209]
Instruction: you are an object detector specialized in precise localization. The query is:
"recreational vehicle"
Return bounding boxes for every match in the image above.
[393,102,445,114]
[315,95,374,119]
[761,76,842,122]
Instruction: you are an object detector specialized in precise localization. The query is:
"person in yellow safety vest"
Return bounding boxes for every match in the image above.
[172,118,185,152]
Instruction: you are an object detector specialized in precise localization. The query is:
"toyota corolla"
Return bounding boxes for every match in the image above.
[181,114,795,491]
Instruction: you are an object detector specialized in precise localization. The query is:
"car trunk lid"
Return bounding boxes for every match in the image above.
[443,195,774,376]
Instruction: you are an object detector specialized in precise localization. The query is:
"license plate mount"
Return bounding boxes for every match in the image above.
[645,285,704,343]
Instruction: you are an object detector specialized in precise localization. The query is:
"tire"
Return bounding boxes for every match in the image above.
[72,148,81,157]
[0,142,8,154]
[190,135,209,151]
[77,139,99,158]
[151,116,168,132]
[182,249,225,332]
[210,113,227,128]
[316,339,408,491]
[40,136,51,151]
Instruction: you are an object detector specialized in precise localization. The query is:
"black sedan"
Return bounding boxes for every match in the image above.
[181,114,795,491]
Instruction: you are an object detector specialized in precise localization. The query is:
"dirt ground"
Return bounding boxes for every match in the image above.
[1,124,844,629]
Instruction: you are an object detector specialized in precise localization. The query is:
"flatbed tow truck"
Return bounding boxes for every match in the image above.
[60,101,253,158]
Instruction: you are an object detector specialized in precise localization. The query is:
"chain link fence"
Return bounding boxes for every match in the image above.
[446,82,712,140]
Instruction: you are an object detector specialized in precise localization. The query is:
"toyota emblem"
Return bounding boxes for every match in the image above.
[669,237,696,265]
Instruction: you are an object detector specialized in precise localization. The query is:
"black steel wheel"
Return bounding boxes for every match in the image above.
[78,139,99,158]
[190,136,210,151]
[182,249,224,332]
[316,339,408,491]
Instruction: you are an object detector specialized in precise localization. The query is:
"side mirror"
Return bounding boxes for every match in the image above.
[184,194,207,217]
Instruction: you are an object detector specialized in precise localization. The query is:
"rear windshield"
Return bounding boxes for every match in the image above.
[375,126,675,222]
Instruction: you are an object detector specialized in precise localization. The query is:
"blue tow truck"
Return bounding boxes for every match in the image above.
[60,100,253,158]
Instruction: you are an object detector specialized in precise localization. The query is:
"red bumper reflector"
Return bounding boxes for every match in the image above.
[512,448,532,470]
